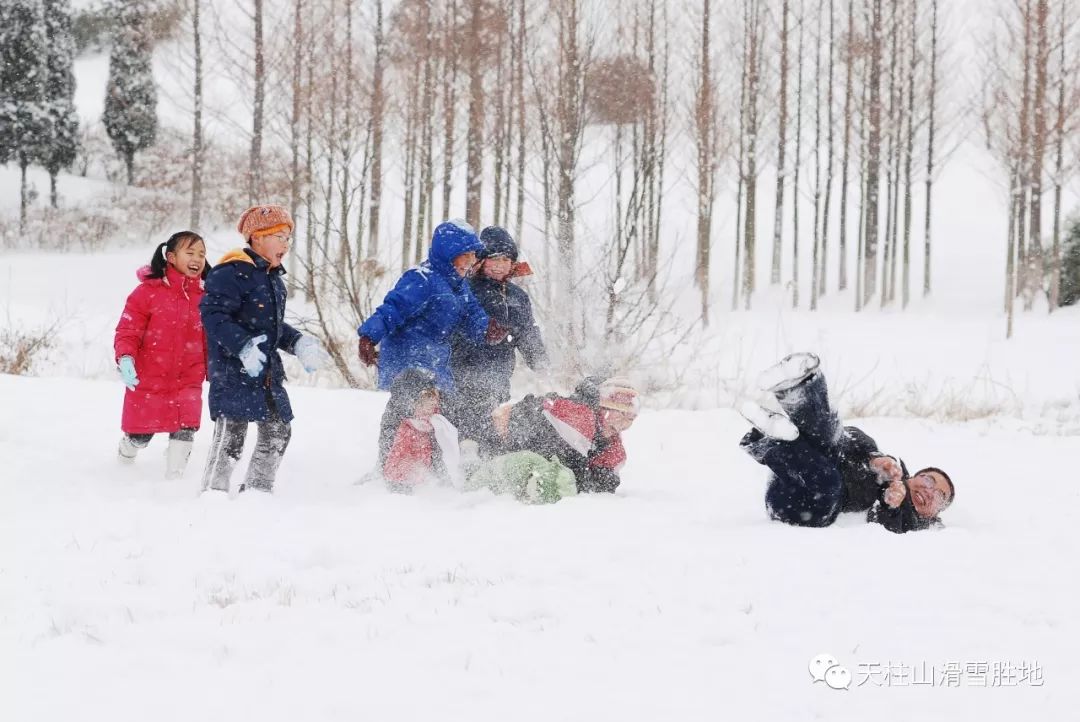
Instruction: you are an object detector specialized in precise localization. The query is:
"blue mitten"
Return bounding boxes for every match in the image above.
[239,334,268,377]
[118,356,139,390]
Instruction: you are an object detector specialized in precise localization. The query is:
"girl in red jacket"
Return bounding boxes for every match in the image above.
[114,231,210,479]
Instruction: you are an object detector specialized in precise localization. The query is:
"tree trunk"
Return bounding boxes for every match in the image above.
[19,159,29,233]
[820,0,836,298]
[304,0,315,296]
[770,0,790,287]
[695,0,714,324]
[249,0,265,203]
[464,0,484,227]
[442,0,460,220]
[368,0,384,258]
[416,1,435,260]
[556,0,582,333]
[1048,0,1066,311]
[514,0,526,243]
[880,0,898,308]
[792,0,805,309]
[811,0,823,311]
[901,0,916,308]
[838,0,855,292]
[1015,0,1033,300]
[286,0,301,293]
[862,0,883,306]
[923,0,937,297]
[741,0,762,309]
[1026,0,1049,309]
[189,0,203,228]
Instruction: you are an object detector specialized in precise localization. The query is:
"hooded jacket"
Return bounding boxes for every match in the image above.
[359,220,488,390]
[114,265,207,434]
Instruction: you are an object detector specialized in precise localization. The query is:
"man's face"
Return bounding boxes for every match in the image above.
[908,470,952,518]
[452,251,477,277]
[251,230,291,268]
[482,256,513,281]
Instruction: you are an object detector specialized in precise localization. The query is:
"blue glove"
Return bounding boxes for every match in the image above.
[239,334,268,378]
[118,355,139,390]
[294,335,331,373]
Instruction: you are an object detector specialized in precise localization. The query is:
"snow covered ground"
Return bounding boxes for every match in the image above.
[2,372,1077,721]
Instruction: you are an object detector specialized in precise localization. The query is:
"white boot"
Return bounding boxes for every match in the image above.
[756,352,821,394]
[164,438,193,480]
[739,401,800,441]
[118,436,139,464]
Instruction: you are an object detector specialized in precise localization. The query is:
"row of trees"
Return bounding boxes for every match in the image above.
[0,0,80,228]
[981,0,1080,336]
[4,1,1078,352]
[0,0,160,230]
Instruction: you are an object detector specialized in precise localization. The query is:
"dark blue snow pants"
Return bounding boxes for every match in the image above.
[740,371,845,528]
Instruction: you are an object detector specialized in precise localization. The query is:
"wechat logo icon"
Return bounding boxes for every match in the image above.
[809,653,851,690]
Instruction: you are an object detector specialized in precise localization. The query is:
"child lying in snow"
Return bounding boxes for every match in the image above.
[739,352,955,533]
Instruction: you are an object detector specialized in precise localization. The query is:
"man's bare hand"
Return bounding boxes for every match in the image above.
[869,455,903,485]
[883,479,907,509]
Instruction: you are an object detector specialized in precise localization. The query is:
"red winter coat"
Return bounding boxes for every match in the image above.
[383,418,435,485]
[114,265,207,434]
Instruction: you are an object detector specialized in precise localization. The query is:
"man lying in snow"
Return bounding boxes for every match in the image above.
[491,376,639,493]
[739,353,955,533]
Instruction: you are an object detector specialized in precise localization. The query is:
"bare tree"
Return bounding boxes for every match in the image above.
[740,0,766,308]
[838,0,855,291]
[368,0,385,258]
[695,0,718,324]
[770,0,791,287]
[1025,0,1050,309]
[464,0,484,226]
[811,0,824,310]
[819,0,836,298]
[191,0,204,228]
[861,0,883,307]
[792,0,806,309]
[900,0,916,307]
[922,0,937,297]
[249,0,265,202]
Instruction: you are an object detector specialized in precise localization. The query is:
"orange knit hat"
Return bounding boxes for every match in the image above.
[237,204,294,241]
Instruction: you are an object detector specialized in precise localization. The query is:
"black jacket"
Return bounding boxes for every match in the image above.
[501,391,623,493]
[837,425,942,533]
[451,275,548,402]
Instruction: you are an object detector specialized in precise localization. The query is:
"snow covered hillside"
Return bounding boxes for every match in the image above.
[2,372,1077,722]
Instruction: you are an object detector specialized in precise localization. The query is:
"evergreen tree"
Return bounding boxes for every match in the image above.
[43,0,80,208]
[1060,217,1080,308]
[102,0,157,185]
[0,0,50,230]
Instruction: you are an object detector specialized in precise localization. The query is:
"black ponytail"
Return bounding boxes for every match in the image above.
[146,231,211,280]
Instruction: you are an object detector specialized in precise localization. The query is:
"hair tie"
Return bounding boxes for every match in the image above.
[161,245,168,260]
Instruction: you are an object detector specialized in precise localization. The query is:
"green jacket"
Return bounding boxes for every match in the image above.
[466,451,578,504]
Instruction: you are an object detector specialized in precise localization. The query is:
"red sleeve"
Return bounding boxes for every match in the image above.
[589,434,627,471]
[114,285,152,362]
[383,421,434,482]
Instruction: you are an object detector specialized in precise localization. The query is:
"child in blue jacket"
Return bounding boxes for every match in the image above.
[357,219,504,463]
[200,205,330,494]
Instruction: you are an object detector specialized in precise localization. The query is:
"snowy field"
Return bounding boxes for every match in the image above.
[2,371,1078,721]
[3,194,1080,721]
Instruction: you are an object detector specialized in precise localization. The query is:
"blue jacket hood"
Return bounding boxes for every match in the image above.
[428,220,484,279]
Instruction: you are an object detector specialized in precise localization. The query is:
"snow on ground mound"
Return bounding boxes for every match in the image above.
[2,374,1076,721]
